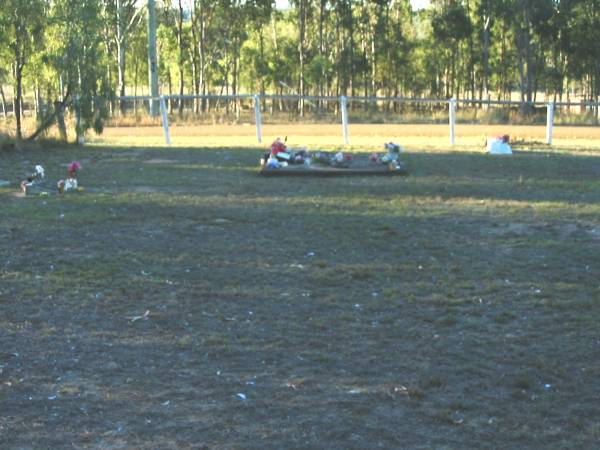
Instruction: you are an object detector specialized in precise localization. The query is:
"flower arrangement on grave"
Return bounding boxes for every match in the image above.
[57,161,81,193]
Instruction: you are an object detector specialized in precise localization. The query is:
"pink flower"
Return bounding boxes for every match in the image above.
[68,162,81,173]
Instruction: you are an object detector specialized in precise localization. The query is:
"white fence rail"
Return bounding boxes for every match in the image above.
[115,94,596,146]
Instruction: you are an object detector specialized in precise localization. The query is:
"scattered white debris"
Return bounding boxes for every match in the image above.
[236,393,247,401]
[306,252,315,257]
[162,400,171,406]
[128,310,150,322]
[48,395,57,400]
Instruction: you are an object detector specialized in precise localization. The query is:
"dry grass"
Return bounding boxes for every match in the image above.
[86,123,600,153]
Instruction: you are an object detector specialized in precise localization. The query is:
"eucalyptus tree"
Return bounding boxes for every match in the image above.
[510,0,556,110]
[29,0,111,141]
[160,0,191,114]
[243,0,275,97]
[332,0,355,96]
[190,0,217,111]
[0,0,48,141]
[478,0,492,98]
[564,0,600,111]
[315,0,332,99]
[159,0,192,114]
[103,0,144,111]
[430,0,473,98]
[0,64,9,119]
[212,0,248,104]
[288,0,313,113]
[156,4,179,109]
[384,0,414,99]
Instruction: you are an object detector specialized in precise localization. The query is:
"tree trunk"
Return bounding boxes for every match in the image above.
[371,35,376,98]
[0,84,6,119]
[56,100,68,141]
[197,0,208,113]
[518,26,526,113]
[319,0,326,101]
[167,71,173,113]
[14,61,23,141]
[482,14,490,100]
[233,48,239,120]
[190,2,200,113]
[133,60,138,115]
[148,0,159,116]
[349,22,355,99]
[34,83,41,118]
[258,28,265,98]
[298,0,306,116]
[177,0,185,115]
[117,0,126,114]
[524,5,533,107]
[27,92,70,141]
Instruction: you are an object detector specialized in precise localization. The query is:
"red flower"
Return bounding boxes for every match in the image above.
[68,161,81,173]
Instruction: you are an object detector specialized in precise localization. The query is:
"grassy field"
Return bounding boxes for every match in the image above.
[92,123,600,151]
[1,125,600,449]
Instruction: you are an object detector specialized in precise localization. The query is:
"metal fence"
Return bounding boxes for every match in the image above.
[112,94,600,146]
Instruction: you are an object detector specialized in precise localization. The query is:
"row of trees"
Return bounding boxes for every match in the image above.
[1,0,600,140]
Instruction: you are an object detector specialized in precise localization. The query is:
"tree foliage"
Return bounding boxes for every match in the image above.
[2,0,600,141]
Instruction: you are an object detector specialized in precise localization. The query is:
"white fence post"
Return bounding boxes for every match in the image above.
[546,102,554,145]
[159,96,171,146]
[254,94,262,144]
[449,98,457,146]
[340,95,349,145]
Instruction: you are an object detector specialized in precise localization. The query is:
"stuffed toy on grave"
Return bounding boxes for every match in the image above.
[57,161,82,193]
[369,142,403,170]
[262,137,311,168]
